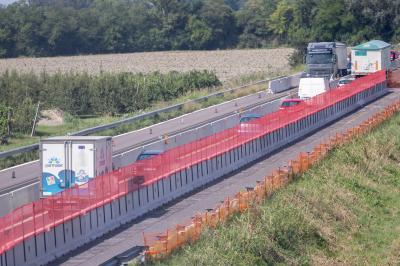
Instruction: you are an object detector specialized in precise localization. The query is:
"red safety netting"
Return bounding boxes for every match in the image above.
[144,97,400,259]
[0,71,386,254]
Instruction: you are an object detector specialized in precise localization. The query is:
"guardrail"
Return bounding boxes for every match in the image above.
[0,77,286,160]
[0,144,39,160]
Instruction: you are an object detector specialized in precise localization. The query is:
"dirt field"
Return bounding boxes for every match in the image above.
[0,48,294,81]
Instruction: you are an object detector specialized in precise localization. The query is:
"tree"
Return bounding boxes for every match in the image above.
[311,0,349,41]
[28,0,95,8]
[198,0,237,49]
[236,0,277,48]
[268,0,294,43]
[224,0,246,10]
[39,7,80,55]
[286,0,315,61]
[0,7,15,57]
[0,0,399,58]
[187,17,213,49]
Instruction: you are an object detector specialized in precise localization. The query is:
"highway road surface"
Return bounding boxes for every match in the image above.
[50,90,400,266]
[0,89,295,196]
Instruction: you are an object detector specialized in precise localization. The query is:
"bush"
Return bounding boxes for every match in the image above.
[12,97,36,134]
[0,104,10,141]
[0,70,221,117]
[288,48,305,68]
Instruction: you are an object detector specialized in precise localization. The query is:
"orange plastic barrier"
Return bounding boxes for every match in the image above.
[143,98,400,260]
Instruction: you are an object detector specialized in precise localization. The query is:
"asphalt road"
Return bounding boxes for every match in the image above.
[0,89,295,195]
[51,90,400,266]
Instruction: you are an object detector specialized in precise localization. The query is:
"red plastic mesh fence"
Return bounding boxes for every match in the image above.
[0,71,386,254]
[143,97,400,259]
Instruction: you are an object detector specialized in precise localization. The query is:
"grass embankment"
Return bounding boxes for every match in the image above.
[150,113,400,265]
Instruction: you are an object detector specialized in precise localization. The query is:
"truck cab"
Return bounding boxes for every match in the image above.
[306,42,348,78]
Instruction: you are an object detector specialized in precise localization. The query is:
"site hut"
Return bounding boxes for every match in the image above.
[351,40,391,76]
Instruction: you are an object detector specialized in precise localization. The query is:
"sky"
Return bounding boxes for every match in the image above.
[0,0,17,5]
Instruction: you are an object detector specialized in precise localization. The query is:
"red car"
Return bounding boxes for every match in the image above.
[279,99,304,110]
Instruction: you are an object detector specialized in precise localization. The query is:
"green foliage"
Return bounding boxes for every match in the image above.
[224,0,246,11]
[0,104,10,139]
[0,150,38,170]
[0,0,237,57]
[12,97,36,134]
[235,0,277,48]
[1,0,398,58]
[187,17,212,49]
[0,70,221,117]
[268,0,294,42]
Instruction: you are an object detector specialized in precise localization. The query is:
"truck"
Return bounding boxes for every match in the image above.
[40,136,112,197]
[351,40,391,76]
[298,77,330,100]
[305,42,348,78]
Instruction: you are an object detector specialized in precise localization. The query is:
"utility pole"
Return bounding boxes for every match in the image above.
[31,101,40,137]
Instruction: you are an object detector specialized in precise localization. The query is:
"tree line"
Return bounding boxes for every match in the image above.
[0,70,221,136]
[0,0,399,58]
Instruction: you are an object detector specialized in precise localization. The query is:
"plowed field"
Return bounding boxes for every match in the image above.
[0,48,294,81]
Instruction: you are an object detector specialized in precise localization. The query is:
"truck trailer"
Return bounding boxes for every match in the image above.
[40,136,112,197]
[306,42,348,78]
[351,40,391,76]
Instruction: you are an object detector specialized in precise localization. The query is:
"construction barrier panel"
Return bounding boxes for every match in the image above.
[143,98,400,259]
[268,73,302,94]
[0,71,388,265]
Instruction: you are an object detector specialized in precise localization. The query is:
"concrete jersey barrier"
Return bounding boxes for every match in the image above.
[268,73,302,94]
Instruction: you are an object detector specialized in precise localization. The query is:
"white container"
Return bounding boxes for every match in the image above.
[40,136,112,197]
[298,77,330,100]
[351,40,391,75]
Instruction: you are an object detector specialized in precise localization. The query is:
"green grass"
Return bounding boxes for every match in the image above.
[0,116,121,152]
[291,64,306,73]
[145,113,400,266]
